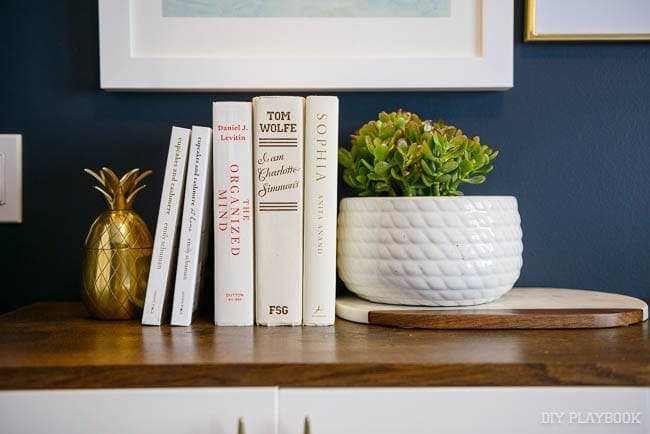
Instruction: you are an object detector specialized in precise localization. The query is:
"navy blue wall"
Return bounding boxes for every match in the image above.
[1,1,648,313]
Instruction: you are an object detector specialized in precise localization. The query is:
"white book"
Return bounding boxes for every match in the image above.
[303,96,339,326]
[213,102,254,326]
[170,126,213,326]
[253,96,305,326]
[142,126,191,326]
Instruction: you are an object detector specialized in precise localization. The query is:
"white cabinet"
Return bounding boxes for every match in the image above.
[0,387,277,434]
[279,387,650,434]
[2,387,648,434]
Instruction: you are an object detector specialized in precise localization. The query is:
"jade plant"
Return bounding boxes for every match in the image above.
[339,110,499,196]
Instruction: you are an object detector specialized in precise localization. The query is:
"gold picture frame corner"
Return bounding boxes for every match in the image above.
[524,0,650,42]
[524,0,536,42]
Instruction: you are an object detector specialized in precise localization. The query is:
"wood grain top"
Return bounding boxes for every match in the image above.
[367,308,645,329]
[0,302,648,389]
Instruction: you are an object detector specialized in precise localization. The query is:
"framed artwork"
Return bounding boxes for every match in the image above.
[99,0,513,91]
[525,0,650,42]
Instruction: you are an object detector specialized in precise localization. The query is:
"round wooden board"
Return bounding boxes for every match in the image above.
[336,287,648,329]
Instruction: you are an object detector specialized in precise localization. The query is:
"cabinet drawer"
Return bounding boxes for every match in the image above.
[279,387,649,434]
[0,387,277,434]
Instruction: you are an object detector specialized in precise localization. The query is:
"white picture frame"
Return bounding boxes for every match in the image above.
[99,0,513,91]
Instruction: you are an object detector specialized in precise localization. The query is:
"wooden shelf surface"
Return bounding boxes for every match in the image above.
[0,302,648,389]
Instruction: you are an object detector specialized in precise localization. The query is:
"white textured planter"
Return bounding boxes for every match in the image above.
[337,196,523,306]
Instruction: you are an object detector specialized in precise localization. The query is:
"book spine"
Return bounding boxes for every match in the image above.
[213,102,254,326]
[142,126,191,326]
[170,126,213,326]
[303,96,339,326]
[253,96,305,326]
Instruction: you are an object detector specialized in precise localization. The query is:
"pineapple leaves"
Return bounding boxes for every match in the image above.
[339,110,498,197]
[133,169,152,188]
[83,168,105,187]
[119,168,141,193]
[119,168,140,185]
[101,167,121,195]
[126,169,153,196]
[93,186,113,208]
[85,167,152,210]
[126,184,147,207]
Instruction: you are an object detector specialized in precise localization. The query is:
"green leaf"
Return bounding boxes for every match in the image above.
[374,144,390,161]
[433,132,445,149]
[407,142,419,161]
[338,148,353,169]
[405,122,419,142]
[422,174,434,187]
[360,159,374,172]
[422,140,435,161]
[442,161,459,173]
[459,160,473,174]
[392,151,404,167]
[464,175,486,185]
[380,126,395,140]
[374,161,391,176]
[367,137,379,155]
[375,182,395,196]
[390,167,404,182]
[405,185,417,196]
[476,165,494,175]
[397,138,408,155]
[420,160,435,176]
[343,172,362,189]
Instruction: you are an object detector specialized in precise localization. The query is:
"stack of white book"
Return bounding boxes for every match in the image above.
[141,96,339,327]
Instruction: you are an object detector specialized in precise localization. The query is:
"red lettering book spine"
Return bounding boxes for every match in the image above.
[213,102,254,326]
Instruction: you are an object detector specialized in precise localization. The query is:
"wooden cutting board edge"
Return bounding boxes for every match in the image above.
[336,287,648,329]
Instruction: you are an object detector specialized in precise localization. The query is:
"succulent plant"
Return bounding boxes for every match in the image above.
[339,110,499,197]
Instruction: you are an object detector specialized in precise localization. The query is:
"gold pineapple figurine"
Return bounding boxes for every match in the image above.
[82,167,153,319]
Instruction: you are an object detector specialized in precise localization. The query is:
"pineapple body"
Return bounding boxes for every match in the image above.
[82,167,153,319]
[82,210,152,319]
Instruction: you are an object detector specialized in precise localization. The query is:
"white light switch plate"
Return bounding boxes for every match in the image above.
[0,135,22,223]
[0,152,5,205]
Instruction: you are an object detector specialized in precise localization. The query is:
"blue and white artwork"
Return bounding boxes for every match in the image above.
[162,0,451,18]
